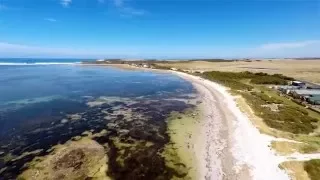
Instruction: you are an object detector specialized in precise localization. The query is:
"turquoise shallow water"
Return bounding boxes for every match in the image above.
[0,64,193,134]
[0,63,195,179]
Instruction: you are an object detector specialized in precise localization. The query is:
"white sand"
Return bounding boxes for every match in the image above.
[172,71,290,180]
[278,152,320,163]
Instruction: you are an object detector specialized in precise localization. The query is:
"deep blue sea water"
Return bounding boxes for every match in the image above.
[0,64,192,103]
[0,59,195,179]
[0,58,87,65]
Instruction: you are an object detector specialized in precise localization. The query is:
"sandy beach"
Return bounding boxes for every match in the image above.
[171,71,290,180]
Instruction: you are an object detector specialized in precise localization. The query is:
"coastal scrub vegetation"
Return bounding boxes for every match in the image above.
[304,159,320,180]
[241,92,317,134]
[202,71,293,89]
[200,70,320,179]
[201,71,319,134]
[151,63,171,70]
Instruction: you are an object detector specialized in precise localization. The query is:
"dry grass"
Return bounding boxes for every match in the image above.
[234,95,297,138]
[235,95,320,155]
[280,161,310,180]
[235,96,275,136]
[156,60,320,84]
[271,141,301,155]
[304,159,320,180]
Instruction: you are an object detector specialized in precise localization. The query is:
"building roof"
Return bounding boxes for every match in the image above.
[277,85,299,89]
[307,85,320,89]
[292,89,320,95]
[309,95,320,101]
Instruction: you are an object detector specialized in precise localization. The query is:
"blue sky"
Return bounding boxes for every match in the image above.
[0,0,319,58]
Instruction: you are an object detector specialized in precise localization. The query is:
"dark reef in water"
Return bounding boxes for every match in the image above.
[0,96,195,180]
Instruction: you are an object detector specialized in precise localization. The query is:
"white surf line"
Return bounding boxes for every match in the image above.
[173,71,290,180]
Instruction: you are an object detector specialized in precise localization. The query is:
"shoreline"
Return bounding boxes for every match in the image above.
[79,63,169,74]
[81,64,292,179]
[79,64,310,179]
[171,71,290,180]
[3,63,319,179]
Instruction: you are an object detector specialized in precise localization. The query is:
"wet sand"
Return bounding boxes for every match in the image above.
[170,71,242,179]
[171,71,289,180]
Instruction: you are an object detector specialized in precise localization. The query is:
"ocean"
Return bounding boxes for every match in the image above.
[0,58,196,179]
[0,58,86,65]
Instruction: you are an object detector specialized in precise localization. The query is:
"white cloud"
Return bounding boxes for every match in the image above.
[0,42,25,49]
[259,40,320,50]
[112,0,146,16]
[1,40,319,59]
[245,40,320,58]
[60,0,72,7]
[0,42,80,57]
[121,7,145,16]
[0,42,140,58]
[44,18,57,22]
[114,0,124,7]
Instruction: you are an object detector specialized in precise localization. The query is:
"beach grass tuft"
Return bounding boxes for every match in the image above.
[304,159,320,180]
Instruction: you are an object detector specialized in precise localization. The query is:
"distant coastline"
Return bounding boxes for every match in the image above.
[0,58,91,65]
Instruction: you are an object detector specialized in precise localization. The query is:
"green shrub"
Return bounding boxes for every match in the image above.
[304,159,320,180]
[202,71,290,87]
[202,72,253,91]
[200,71,318,134]
[241,92,317,134]
[250,92,283,104]
[250,73,292,85]
[273,74,295,81]
[301,145,318,153]
[250,77,287,85]
[152,64,171,70]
